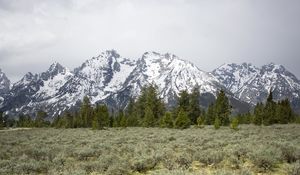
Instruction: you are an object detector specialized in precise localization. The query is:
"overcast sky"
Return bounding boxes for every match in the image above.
[0,0,300,82]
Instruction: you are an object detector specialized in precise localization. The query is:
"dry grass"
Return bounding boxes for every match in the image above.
[0,125,300,175]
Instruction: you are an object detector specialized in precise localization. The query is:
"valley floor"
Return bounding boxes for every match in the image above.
[0,125,300,175]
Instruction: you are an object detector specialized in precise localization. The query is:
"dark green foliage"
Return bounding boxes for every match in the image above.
[174,109,190,129]
[214,90,231,126]
[276,99,294,124]
[160,112,174,128]
[188,86,202,124]
[251,91,295,126]
[205,103,215,125]
[17,114,34,127]
[263,90,277,125]
[80,96,93,127]
[236,112,252,124]
[113,110,127,127]
[126,84,165,127]
[143,106,156,127]
[178,90,190,112]
[93,104,110,129]
[64,111,74,128]
[253,102,264,125]
[214,117,221,129]
[35,110,48,127]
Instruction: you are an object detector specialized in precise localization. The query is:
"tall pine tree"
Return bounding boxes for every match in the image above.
[80,96,93,127]
[188,86,202,125]
[214,90,231,126]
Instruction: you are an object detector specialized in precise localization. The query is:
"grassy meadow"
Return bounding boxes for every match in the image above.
[0,125,300,175]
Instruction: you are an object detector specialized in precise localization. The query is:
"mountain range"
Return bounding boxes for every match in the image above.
[1,50,299,118]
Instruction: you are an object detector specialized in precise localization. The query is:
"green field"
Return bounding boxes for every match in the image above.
[0,125,300,175]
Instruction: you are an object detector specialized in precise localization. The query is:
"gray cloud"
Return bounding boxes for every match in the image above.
[0,0,299,82]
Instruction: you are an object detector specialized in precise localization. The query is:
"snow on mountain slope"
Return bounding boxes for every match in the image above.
[120,52,222,104]
[213,63,300,106]
[0,69,10,107]
[212,63,259,94]
[2,62,73,117]
[35,50,137,116]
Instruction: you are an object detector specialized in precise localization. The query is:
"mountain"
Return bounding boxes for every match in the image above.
[0,69,10,107]
[2,50,234,117]
[2,62,73,118]
[115,52,222,106]
[2,51,299,118]
[212,63,300,112]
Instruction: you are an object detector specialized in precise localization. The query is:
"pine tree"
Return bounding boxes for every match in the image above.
[143,106,156,127]
[205,103,215,125]
[263,90,276,125]
[214,90,231,126]
[276,99,294,124]
[73,111,81,128]
[188,86,202,125]
[174,109,191,129]
[253,102,264,125]
[35,110,48,127]
[120,115,127,128]
[80,96,93,127]
[178,90,190,112]
[125,98,140,127]
[64,111,74,128]
[160,112,174,128]
[94,104,110,129]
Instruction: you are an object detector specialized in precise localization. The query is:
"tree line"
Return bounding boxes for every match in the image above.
[0,84,299,130]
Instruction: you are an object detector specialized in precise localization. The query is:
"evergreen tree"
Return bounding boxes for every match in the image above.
[64,111,74,128]
[188,86,202,125]
[35,110,48,127]
[174,109,191,129]
[214,90,231,126]
[205,103,215,125]
[94,104,110,129]
[263,90,276,125]
[126,112,140,127]
[160,112,174,128]
[276,99,294,124]
[125,99,140,127]
[119,112,127,128]
[146,84,165,125]
[178,90,190,112]
[73,111,81,128]
[80,96,93,127]
[143,106,156,127]
[253,102,264,125]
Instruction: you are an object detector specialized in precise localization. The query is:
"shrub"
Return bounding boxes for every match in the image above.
[197,116,205,128]
[230,118,239,130]
[174,109,190,129]
[214,117,221,129]
[250,147,280,172]
[288,161,300,175]
[280,144,299,163]
[194,150,224,165]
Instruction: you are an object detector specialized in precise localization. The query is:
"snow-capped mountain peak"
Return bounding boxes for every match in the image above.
[213,62,300,112]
